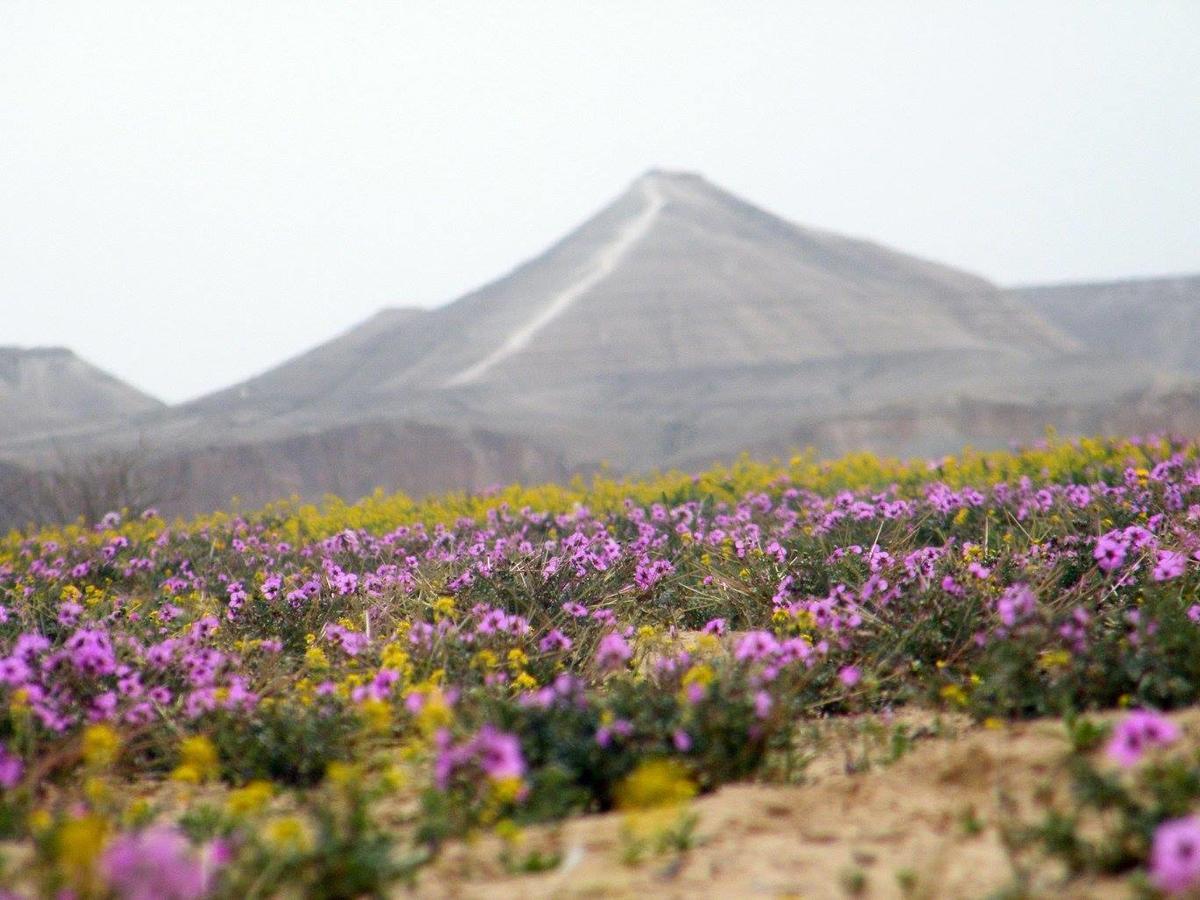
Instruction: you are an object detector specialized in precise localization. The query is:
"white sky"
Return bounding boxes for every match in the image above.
[2,1,1198,403]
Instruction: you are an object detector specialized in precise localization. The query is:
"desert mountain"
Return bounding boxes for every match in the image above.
[3,172,1196,522]
[186,171,1099,467]
[1008,275,1200,377]
[0,347,163,441]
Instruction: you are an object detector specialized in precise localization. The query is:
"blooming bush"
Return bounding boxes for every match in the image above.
[0,435,1199,893]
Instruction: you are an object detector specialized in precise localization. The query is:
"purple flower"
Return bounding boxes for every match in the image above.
[0,744,23,789]
[1150,816,1200,895]
[735,631,780,663]
[1154,550,1187,582]
[1094,533,1129,572]
[101,827,219,900]
[753,690,773,719]
[996,584,1037,627]
[538,629,573,653]
[838,665,861,687]
[1107,709,1181,767]
[595,718,633,748]
[435,725,526,789]
[475,725,525,782]
[594,632,632,671]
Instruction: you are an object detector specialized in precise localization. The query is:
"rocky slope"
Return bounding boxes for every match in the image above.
[0,347,162,441]
[1008,274,1200,377]
[3,174,1197,523]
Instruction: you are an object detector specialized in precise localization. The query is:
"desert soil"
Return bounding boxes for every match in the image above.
[412,709,1200,899]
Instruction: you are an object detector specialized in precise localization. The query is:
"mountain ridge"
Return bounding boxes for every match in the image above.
[2,172,1197,523]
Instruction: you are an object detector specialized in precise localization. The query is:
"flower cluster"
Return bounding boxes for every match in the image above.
[0,435,1198,893]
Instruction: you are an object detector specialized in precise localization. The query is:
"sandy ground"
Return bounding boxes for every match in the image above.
[412,710,1200,899]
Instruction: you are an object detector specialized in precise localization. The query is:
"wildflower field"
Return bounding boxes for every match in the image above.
[5,437,1200,896]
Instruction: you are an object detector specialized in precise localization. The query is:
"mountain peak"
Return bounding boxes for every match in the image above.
[0,346,162,439]
[636,167,707,186]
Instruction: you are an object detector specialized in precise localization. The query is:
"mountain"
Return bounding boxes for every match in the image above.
[196,308,428,416]
[1008,275,1200,377]
[186,170,1092,468]
[0,347,163,441]
[3,172,1196,523]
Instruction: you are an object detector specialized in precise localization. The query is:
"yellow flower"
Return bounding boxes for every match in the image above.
[359,697,392,733]
[689,633,720,655]
[1038,649,1072,671]
[10,687,30,714]
[513,671,538,691]
[123,797,153,828]
[57,814,107,890]
[412,689,453,737]
[226,780,274,817]
[27,808,53,834]
[792,610,816,632]
[681,664,714,690]
[326,761,361,786]
[305,646,330,670]
[172,735,219,783]
[472,649,499,670]
[615,759,696,811]
[940,684,969,707]
[494,818,523,845]
[381,643,410,671]
[263,816,314,855]
[433,596,456,619]
[382,765,408,791]
[81,724,120,768]
[83,776,110,806]
[490,776,525,804]
[506,648,529,671]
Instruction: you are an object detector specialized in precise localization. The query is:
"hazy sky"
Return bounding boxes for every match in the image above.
[2,2,1198,403]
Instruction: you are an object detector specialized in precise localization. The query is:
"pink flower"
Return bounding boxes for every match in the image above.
[838,666,861,687]
[1154,550,1187,582]
[101,827,219,900]
[1150,816,1200,895]
[753,690,773,719]
[1107,709,1181,767]
[0,744,22,789]
[996,584,1036,627]
[594,632,632,671]
[735,631,780,662]
[475,726,526,782]
[1094,533,1129,572]
[434,725,526,789]
[538,629,573,653]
